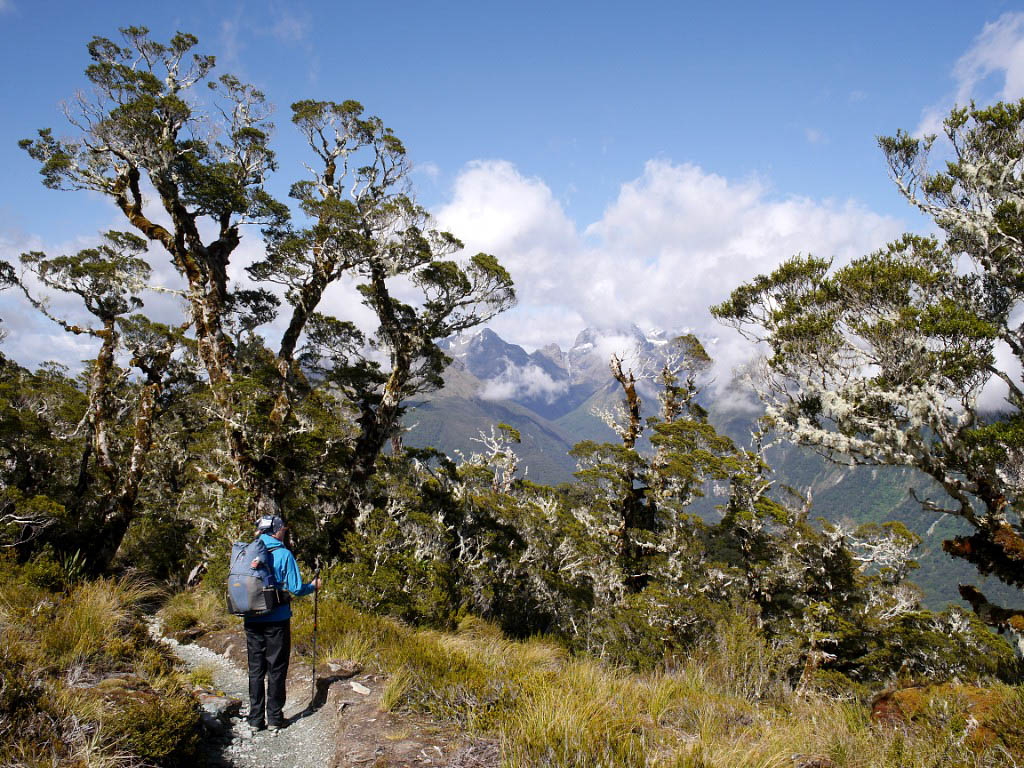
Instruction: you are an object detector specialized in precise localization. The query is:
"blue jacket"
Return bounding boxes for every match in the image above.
[244,534,316,623]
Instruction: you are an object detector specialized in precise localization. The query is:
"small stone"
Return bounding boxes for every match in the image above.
[171,627,206,644]
[325,659,362,678]
[793,756,835,768]
[350,681,371,695]
[198,692,242,718]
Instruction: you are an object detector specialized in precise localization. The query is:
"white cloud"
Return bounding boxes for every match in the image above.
[480,362,568,403]
[413,161,441,180]
[979,339,1023,412]
[0,220,196,370]
[433,158,904,400]
[2,157,903,402]
[435,160,579,273]
[219,11,246,72]
[804,128,825,145]
[918,12,1024,136]
[270,9,310,44]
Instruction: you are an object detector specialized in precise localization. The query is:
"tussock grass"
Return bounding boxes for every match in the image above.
[380,665,414,712]
[0,564,198,767]
[188,663,216,689]
[176,585,1024,768]
[302,596,1022,767]
[159,586,229,633]
[43,578,158,668]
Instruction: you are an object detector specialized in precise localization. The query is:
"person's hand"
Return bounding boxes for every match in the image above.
[312,577,322,591]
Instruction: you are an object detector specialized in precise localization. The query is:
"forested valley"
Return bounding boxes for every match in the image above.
[3,27,1024,768]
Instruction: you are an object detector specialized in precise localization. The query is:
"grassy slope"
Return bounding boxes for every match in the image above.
[166,587,1024,768]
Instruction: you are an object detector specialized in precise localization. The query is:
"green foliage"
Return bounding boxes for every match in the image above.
[714,99,1024,641]
[20,546,87,592]
[99,682,200,765]
[115,511,194,582]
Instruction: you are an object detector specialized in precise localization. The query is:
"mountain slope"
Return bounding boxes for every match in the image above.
[405,326,1022,609]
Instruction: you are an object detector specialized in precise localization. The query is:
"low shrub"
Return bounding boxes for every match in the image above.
[0,562,200,767]
[98,683,201,766]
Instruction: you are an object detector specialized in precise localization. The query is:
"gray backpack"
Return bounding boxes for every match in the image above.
[226,538,283,617]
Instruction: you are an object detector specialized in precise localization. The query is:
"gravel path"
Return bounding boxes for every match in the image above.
[151,619,337,768]
[150,618,500,768]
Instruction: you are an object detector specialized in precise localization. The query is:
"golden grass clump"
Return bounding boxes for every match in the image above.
[0,566,199,768]
[159,586,230,633]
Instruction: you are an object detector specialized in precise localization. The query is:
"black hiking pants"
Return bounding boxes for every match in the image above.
[244,619,290,727]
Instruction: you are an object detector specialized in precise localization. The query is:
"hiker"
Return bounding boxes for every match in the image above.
[244,514,320,731]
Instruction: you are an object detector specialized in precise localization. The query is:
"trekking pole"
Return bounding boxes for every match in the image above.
[311,569,320,707]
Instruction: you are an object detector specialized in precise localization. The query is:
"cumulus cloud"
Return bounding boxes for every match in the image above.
[434,160,580,286]
[434,158,904,397]
[918,12,1024,136]
[479,362,568,403]
[0,219,195,371]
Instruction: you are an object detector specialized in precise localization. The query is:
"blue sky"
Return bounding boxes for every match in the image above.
[2,1,1024,372]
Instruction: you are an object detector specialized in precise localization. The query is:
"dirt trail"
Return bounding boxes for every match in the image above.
[152,621,499,768]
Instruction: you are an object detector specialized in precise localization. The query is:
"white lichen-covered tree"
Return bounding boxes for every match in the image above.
[713,99,1024,645]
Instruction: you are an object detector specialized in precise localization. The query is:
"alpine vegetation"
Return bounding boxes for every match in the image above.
[2,24,1024,768]
[713,101,1024,652]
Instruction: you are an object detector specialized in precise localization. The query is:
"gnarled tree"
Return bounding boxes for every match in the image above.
[20,28,514,559]
[713,100,1024,648]
[5,232,185,571]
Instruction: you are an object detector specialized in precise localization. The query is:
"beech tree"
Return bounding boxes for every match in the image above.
[573,335,735,591]
[5,233,185,570]
[19,28,514,558]
[713,100,1024,647]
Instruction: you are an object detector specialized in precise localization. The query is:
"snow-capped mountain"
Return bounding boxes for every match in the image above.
[404,325,709,483]
[439,324,697,422]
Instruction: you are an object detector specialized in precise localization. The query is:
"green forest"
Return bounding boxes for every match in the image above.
[3,27,1024,768]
